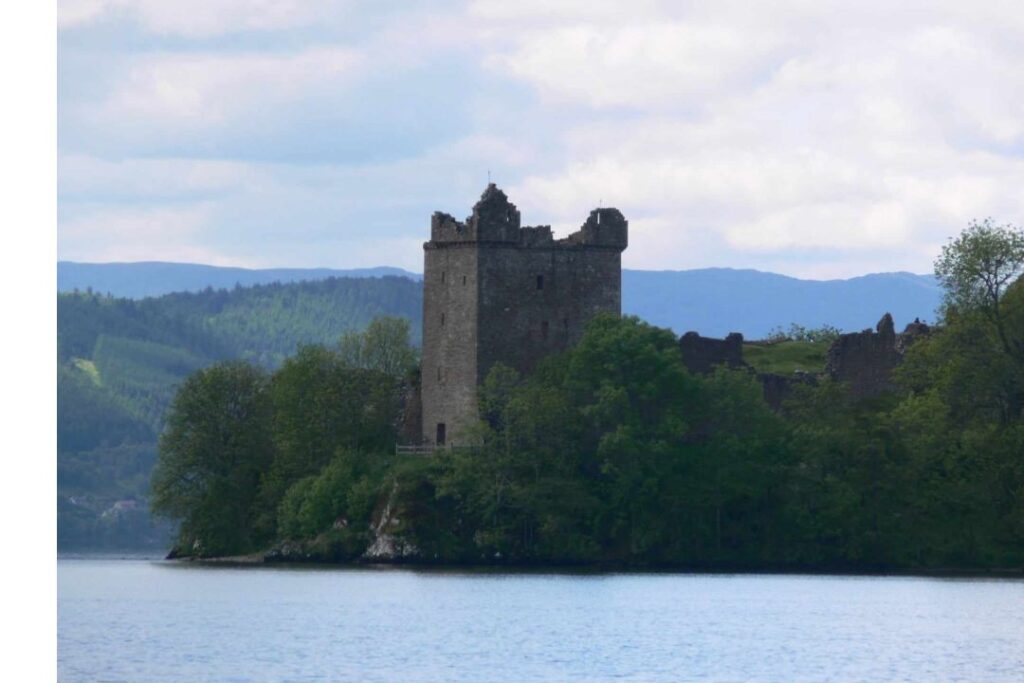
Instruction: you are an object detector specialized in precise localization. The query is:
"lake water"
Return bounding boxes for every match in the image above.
[58,558,1024,682]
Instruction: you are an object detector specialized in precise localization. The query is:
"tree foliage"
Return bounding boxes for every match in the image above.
[150,323,416,555]
[766,323,842,344]
[277,450,378,541]
[150,362,273,556]
[935,218,1024,360]
[256,345,400,535]
[146,221,1024,570]
[337,316,419,379]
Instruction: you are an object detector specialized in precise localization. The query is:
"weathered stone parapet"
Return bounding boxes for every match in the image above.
[678,331,747,375]
[428,186,627,252]
[825,313,931,399]
[825,314,902,398]
[519,225,554,247]
[897,318,932,353]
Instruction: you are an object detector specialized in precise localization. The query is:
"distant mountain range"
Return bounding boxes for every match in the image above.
[622,268,941,338]
[58,261,942,338]
[58,261,422,298]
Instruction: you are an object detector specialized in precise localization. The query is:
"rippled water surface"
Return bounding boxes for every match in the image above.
[58,559,1024,682]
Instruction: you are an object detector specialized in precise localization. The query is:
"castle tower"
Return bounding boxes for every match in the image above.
[421,184,628,445]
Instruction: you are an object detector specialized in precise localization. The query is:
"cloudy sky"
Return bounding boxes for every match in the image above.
[57,0,1024,277]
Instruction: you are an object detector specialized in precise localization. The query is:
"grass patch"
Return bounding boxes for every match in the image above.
[72,358,101,386]
[743,341,828,375]
[92,335,210,428]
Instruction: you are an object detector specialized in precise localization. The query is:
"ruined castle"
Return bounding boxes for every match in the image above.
[415,185,928,446]
[678,314,932,407]
[420,184,628,445]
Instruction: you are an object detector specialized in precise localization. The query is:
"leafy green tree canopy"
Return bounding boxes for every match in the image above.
[338,316,419,379]
[935,219,1024,353]
[150,361,273,556]
[766,323,842,344]
[256,343,400,536]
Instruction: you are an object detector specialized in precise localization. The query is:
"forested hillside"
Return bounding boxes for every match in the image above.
[60,261,942,339]
[58,261,420,299]
[57,276,423,550]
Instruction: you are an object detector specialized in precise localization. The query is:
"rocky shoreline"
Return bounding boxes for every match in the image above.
[166,541,1024,579]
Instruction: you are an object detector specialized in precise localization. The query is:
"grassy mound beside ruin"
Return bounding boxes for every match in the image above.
[743,341,828,375]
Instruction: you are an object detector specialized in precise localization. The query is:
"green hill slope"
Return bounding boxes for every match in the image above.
[57,276,423,550]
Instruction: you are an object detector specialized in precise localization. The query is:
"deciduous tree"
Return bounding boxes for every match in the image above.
[151,362,273,556]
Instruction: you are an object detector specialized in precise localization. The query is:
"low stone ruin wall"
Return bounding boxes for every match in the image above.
[825,314,931,399]
[677,314,931,407]
[678,331,746,375]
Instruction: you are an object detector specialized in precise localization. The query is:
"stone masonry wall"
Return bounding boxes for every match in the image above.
[420,185,627,445]
[677,315,931,408]
[476,244,622,380]
[825,314,931,399]
[678,331,746,375]
[825,314,902,399]
[421,243,479,445]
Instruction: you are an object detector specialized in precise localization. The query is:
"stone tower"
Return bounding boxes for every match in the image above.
[421,184,628,445]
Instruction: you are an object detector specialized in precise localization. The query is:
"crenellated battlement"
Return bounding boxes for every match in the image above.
[429,211,467,243]
[558,208,629,249]
[427,184,628,251]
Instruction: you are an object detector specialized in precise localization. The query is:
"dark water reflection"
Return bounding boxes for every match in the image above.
[58,559,1024,682]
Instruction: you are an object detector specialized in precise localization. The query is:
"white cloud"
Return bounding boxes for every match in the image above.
[511,132,1024,275]
[57,1,1024,278]
[58,0,346,36]
[725,202,911,252]
[60,204,211,240]
[59,155,259,198]
[92,47,363,127]
[56,135,541,270]
[483,2,1024,276]
[469,0,663,23]
[58,0,111,29]
[58,204,255,266]
[487,22,783,108]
